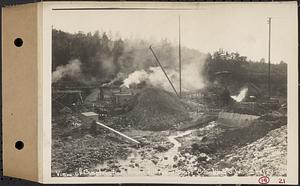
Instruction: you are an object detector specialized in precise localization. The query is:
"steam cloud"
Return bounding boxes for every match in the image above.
[52,32,208,91]
[122,70,148,88]
[122,62,206,92]
[231,87,248,102]
[52,59,82,83]
[118,40,208,92]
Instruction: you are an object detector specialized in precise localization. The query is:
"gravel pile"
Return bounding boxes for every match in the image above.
[125,87,190,130]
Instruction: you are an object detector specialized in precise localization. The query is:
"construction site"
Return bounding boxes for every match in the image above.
[51,17,287,177]
[51,52,287,177]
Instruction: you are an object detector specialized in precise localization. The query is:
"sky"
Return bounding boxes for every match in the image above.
[51,2,297,64]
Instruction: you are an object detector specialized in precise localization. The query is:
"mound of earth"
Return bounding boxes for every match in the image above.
[125,87,190,131]
[204,113,286,154]
[218,125,287,176]
[177,112,287,177]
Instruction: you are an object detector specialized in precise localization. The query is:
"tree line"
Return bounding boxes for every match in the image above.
[203,49,287,96]
[52,29,287,96]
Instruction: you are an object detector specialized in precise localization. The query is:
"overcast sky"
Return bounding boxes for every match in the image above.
[51,3,297,64]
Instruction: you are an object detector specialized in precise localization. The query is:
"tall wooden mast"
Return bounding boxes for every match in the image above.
[179,16,182,97]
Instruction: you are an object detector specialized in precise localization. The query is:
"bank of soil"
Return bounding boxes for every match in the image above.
[176,113,287,176]
[219,125,287,176]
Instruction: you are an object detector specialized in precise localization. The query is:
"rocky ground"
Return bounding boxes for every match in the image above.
[51,123,175,177]
[51,121,131,177]
[176,112,287,177]
[52,113,287,177]
[52,85,288,177]
[218,125,287,176]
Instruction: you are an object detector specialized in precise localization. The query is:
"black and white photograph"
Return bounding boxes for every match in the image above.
[49,2,296,181]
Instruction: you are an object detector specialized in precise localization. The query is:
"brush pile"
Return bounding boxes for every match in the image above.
[125,87,190,130]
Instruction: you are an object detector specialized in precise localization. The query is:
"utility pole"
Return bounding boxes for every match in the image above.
[178,16,182,98]
[267,17,272,98]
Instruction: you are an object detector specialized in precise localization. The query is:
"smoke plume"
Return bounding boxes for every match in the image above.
[122,70,149,88]
[122,62,206,92]
[52,30,208,88]
[52,59,82,83]
[231,87,248,102]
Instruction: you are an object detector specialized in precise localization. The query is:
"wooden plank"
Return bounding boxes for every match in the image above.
[96,122,140,144]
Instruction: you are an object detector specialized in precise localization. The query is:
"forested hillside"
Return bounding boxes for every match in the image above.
[52,29,287,96]
[203,50,287,96]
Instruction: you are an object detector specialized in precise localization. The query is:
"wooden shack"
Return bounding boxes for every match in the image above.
[80,112,99,124]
